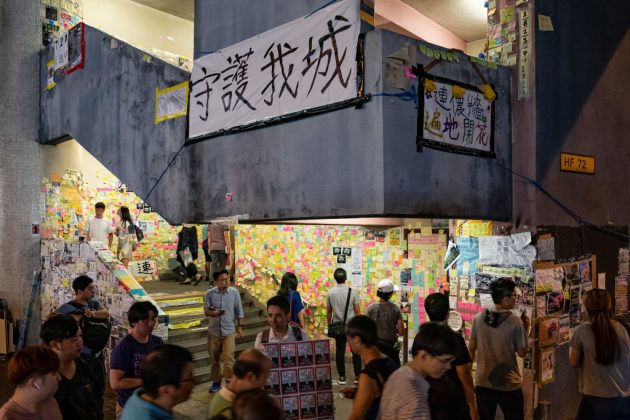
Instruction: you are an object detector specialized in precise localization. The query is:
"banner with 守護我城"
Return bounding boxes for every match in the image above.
[189,0,361,140]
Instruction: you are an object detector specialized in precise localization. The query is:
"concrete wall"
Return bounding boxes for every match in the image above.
[535,0,630,226]
[40,25,191,223]
[190,1,512,222]
[379,32,512,220]
[0,0,43,345]
[194,0,332,58]
[40,2,513,224]
[41,140,118,190]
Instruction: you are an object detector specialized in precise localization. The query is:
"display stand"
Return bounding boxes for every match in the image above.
[532,255,596,418]
[263,339,334,419]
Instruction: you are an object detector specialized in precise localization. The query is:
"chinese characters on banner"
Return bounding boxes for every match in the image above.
[189,0,360,139]
[418,75,494,156]
[518,5,531,99]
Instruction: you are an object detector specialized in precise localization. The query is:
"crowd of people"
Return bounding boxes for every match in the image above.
[2,222,630,420]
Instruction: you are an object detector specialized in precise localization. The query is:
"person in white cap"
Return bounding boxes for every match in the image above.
[367,279,404,368]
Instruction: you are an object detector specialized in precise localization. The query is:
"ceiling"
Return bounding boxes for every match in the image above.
[130,0,487,42]
[402,0,488,42]
[130,0,194,22]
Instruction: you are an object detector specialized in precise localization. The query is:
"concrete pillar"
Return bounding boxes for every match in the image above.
[0,0,43,344]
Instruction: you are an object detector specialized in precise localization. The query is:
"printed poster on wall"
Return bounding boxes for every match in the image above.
[66,22,85,75]
[478,232,536,267]
[417,72,495,157]
[189,0,360,140]
[155,82,190,123]
[53,31,69,70]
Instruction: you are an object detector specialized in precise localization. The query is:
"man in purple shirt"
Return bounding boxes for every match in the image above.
[110,301,163,416]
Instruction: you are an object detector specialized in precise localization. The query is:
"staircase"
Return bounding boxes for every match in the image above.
[142,280,269,384]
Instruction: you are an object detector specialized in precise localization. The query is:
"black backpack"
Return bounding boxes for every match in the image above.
[68,302,112,353]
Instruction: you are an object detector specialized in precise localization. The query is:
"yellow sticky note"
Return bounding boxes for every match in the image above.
[468,288,476,297]
[451,85,465,98]
[479,84,496,102]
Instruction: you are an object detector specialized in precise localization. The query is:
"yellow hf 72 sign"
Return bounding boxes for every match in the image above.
[560,153,595,175]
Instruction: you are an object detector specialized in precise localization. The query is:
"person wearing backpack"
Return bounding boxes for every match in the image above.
[56,275,110,411]
[41,314,103,420]
[255,296,309,351]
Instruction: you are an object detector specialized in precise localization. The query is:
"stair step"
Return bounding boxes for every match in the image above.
[167,323,269,344]
[192,342,256,383]
[169,326,268,352]
[168,313,267,329]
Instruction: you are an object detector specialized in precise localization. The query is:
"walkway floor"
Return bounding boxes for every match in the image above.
[0,356,353,419]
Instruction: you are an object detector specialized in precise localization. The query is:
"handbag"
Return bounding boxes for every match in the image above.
[133,223,144,242]
[179,247,193,267]
[327,288,352,338]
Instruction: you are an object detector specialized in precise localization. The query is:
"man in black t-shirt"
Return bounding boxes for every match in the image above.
[41,314,102,420]
[424,293,479,420]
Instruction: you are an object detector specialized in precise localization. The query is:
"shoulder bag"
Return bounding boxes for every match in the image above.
[327,288,352,338]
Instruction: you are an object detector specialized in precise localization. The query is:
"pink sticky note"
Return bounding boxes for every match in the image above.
[404,66,417,79]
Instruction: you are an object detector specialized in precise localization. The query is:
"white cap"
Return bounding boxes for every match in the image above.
[377,279,400,293]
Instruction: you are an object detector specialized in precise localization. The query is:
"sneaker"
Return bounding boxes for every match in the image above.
[354,378,359,385]
[208,382,221,393]
[338,376,346,385]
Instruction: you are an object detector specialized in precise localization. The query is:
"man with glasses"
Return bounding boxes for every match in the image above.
[380,322,459,419]
[469,277,530,420]
[121,344,194,420]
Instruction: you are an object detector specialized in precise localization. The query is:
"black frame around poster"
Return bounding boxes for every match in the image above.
[416,70,496,158]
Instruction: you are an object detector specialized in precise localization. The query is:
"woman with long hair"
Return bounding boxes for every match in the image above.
[569,288,630,419]
[276,272,305,328]
[114,206,136,269]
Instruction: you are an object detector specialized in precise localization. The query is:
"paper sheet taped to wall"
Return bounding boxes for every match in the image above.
[155,82,189,123]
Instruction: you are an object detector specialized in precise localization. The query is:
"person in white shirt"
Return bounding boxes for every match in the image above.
[255,296,309,350]
[83,202,113,247]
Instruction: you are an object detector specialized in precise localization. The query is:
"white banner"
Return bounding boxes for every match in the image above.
[421,75,494,154]
[189,0,360,139]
